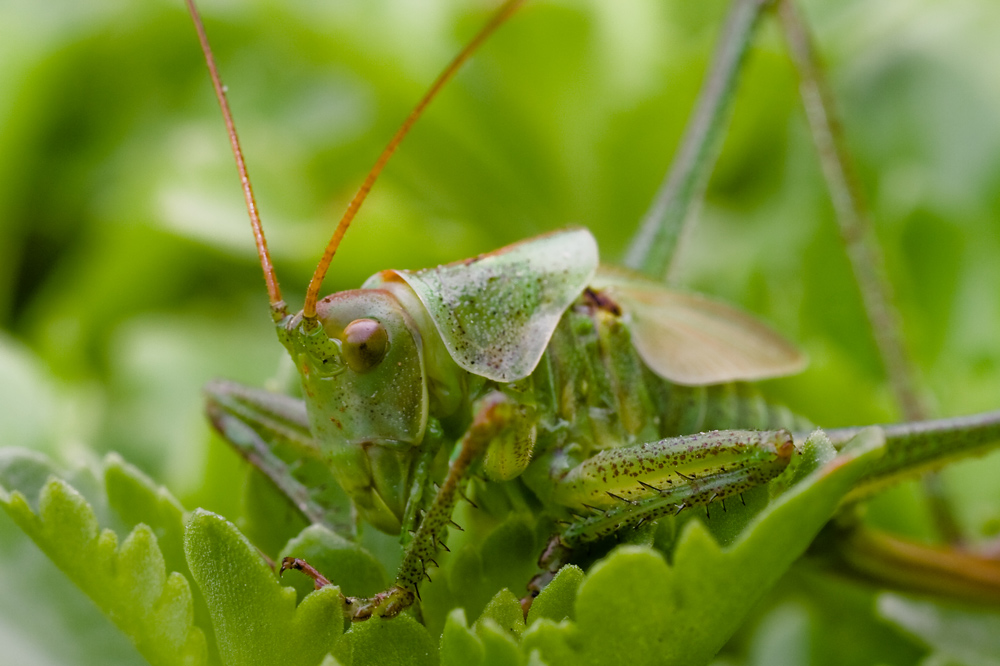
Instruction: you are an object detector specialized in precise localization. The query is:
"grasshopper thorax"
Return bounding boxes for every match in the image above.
[277,289,430,534]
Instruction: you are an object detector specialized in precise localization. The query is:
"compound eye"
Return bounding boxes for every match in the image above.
[341,318,389,373]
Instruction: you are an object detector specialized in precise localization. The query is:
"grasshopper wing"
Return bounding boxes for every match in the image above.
[369,227,598,382]
[592,268,806,385]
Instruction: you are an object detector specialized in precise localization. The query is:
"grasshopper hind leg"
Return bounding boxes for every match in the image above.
[525,428,797,610]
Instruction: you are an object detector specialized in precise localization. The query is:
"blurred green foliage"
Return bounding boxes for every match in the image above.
[4,0,1000,663]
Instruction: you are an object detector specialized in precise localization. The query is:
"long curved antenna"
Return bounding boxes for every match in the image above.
[302,0,526,320]
[185,0,287,316]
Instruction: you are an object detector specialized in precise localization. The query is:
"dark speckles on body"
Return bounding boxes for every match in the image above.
[553,430,793,519]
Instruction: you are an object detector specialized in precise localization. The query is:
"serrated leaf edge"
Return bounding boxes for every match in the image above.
[1,473,208,666]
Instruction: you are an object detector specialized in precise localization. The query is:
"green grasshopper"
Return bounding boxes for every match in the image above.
[189,0,1000,621]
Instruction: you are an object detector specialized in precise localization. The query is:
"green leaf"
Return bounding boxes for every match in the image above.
[475,619,523,666]
[105,452,188,575]
[184,509,345,666]
[526,565,583,626]
[103,452,219,658]
[474,589,525,639]
[440,609,484,666]
[330,613,439,666]
[0,449,207,666]
[514,619,575,666]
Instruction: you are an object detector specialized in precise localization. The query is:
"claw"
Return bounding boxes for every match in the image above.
[520,593,534,619]
[280,556,332,589]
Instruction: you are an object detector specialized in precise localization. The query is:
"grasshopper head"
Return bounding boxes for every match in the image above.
[279,289,428,534]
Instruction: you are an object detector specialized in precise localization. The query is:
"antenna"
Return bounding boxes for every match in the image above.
[185,0,287,316]
[301,0,526,320]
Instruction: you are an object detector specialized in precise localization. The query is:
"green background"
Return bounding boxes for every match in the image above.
[3,0,1000,663]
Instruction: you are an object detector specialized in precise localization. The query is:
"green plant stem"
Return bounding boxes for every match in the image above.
[775,0,961,543]
[624,0,769,281]
[775,0,924,423]
[816,523,1000,605]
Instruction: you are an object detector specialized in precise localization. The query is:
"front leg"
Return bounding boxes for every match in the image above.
[286,391,520,621]
[204,379,357,536]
